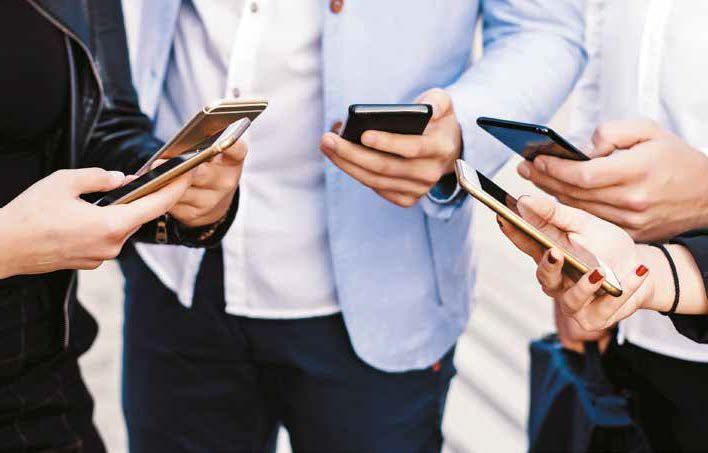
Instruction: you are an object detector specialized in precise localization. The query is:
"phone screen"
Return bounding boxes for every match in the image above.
[94,156,189,207]
[477,118,589,161]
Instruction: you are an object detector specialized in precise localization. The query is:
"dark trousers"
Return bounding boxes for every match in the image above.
[0,276,104,452]
[121,246,456,453]
[605,340,708,452]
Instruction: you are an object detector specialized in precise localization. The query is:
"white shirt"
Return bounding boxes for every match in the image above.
[139,0,339,318]
[571,0,708,362]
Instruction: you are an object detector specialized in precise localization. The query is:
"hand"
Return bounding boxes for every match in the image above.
[169,141,247,227]
[320,88,462,208]
[0,167,190,278]
[554,301,611,354]
[497,196,653,331]
[516,119,708,242]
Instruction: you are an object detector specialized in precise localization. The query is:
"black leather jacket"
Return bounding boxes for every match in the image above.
[28,0,237,349]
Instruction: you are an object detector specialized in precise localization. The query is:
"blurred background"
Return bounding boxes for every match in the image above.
[78,104,571,453]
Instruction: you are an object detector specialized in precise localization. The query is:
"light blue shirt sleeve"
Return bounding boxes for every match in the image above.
[421,0,587,221]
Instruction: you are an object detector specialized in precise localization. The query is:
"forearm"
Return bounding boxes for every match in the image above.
[638,244,708,314]
[0,209,16,279]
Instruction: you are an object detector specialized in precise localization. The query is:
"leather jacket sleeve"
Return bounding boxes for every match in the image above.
[668,230,708,343]
[78,0,237,247]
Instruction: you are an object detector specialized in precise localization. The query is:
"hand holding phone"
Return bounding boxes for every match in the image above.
[454,159,624,297]
[97,118,249,228]
[0,167,189,278]
[320,89,463,207]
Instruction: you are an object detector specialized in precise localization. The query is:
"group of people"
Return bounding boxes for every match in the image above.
[0,0,706,452]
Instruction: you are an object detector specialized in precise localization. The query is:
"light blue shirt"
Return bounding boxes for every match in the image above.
[123,0,586,372]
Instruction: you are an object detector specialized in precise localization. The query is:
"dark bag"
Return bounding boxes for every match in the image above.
[528,334,651,453]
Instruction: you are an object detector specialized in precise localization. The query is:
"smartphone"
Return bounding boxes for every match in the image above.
[136,99,267,176]
[95,119,251,207]
[340,104,432,145]
[454,159,623,297]
[477,117,589,161]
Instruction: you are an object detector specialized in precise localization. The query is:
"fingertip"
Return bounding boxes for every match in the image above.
[108,171,126,186]
[517,161,531,179]
[361,130,378,147]
[588,269,605,285]
[533,156,548,173]
[547,248,562,266]
[320,133,337,152]
[635,265,649,277]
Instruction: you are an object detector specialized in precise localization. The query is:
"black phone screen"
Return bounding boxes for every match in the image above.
[477,118,589,161]
[94,156,188,207]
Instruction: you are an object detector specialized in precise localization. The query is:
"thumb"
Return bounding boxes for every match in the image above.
[517,196,593,234]
[106,172,192,227]
[59,168,126,195]
[591,119,670,156]
[415,88,452,121]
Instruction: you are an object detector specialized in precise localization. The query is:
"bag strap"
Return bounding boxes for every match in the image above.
[582,341,614,393]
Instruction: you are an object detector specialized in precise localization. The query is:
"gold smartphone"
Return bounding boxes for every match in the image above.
[136,98,267,176]
[96,119,251,207]
[455,159,623,297]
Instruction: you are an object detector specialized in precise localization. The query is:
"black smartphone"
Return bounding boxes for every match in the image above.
[477,117,589,161]
[340,104,433,145]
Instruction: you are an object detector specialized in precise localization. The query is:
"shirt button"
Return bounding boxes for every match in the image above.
[330,0,343,14]
[250,2,258,13]
[330,121,343,134]
[231,87,241,98]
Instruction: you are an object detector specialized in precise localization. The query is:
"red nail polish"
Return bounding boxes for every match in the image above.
[432,362,441,373]
[589,270,604,284]
[548,252,558,264]
[636,265,649,277]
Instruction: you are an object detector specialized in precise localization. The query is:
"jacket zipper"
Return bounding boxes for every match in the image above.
[26,0,106,348]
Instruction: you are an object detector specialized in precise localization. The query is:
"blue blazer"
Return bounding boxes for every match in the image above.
[123,0,586,372]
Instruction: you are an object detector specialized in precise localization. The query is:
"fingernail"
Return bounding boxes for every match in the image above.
[589,269,604,284]
[517,162,531,179]
[321,135,336,153]
[534,158,547,173]
[361,131,378,147]
[547,251,558,264]
[636,265,649,277]
[109,171,126,182]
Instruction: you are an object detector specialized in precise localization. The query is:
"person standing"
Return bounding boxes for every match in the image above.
[0,0,245,450]
[120,0,586,451]
[517,1,708,450]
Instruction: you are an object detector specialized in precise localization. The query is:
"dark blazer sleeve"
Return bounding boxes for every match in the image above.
[668,230,708,343]
[78,0,236,247]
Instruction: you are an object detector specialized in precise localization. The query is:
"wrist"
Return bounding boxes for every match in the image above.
[636,244,673,312]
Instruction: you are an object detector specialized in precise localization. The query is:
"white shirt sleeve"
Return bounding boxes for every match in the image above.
[566,0,605,147]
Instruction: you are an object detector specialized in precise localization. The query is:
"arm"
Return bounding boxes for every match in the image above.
[446,0,587,178]
[565,0,604,147]
[320,0,586,218]
[498,196,707,332]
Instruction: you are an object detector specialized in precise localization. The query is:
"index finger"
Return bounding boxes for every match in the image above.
[360,130,434,159]
[533,152,630,189]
